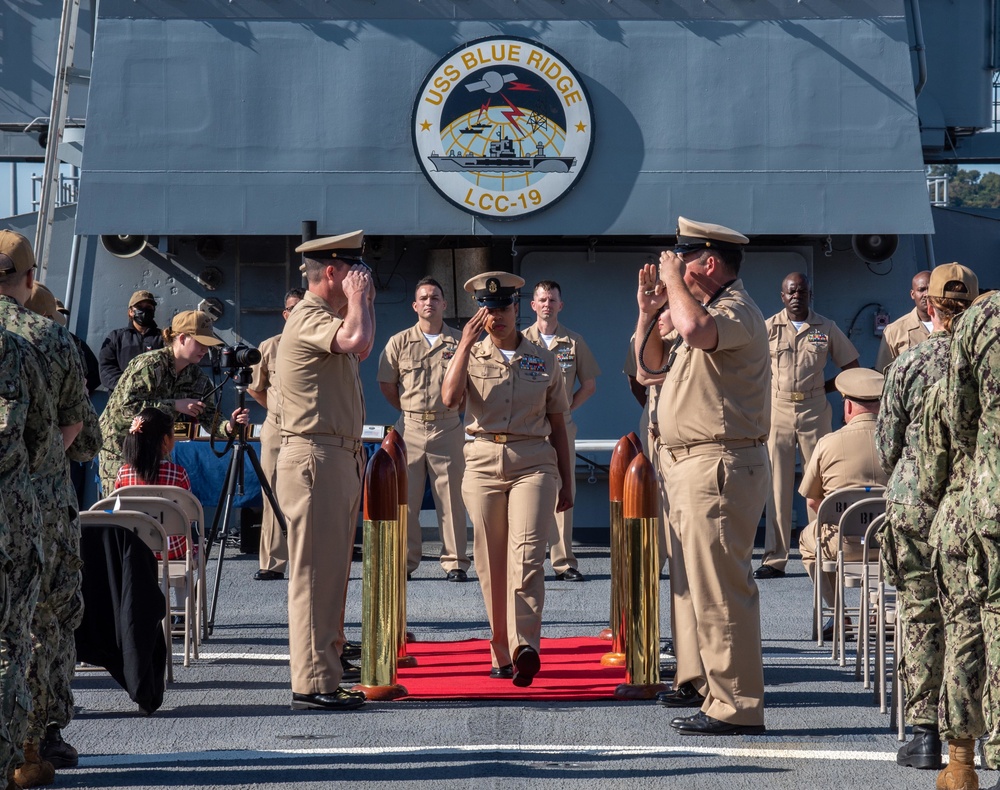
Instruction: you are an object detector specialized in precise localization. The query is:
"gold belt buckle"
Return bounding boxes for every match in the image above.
[493,434,508,444]
[790,392,805,402]
[422,412,436,422]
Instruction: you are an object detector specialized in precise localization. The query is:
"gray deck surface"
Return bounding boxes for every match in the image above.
[64,537,988,789]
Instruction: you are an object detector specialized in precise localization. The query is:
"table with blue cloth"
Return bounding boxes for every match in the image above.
[172,440,262,509]
[171,440,386,511]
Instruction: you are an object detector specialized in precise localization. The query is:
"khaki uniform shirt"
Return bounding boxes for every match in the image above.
[766,309,858,399]
[799,413,888,502]
[277,290,364,439]
[875,308,930,372]
[655,279,770,447]
[250,334,282,430]
[522,323,601,419]
[376,323,461,417]
[464,336,569,438]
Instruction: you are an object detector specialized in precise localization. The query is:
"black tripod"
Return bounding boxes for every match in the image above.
[203,384,286,636]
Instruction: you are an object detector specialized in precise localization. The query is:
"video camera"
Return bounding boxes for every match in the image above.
[216,343,262,387]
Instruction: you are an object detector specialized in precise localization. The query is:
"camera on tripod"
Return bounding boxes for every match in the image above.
[218,343,262,386]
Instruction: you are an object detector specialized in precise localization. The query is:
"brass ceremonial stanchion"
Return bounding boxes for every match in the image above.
[600,434,640,665]
[382,429,417,668]
[354,448,407,700]
[614,453,668,700]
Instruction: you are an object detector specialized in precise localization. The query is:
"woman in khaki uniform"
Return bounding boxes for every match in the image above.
[442,271,572,687]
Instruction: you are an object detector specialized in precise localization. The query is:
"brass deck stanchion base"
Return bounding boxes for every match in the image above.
[353,683,408,701]
[613,682,668,700]
[405,631,416,643]
[397,655,418,668]
[600,652,625,667]
[597,627,613,641]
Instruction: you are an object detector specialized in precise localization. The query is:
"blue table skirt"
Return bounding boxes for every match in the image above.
[172,440,387,511]
[172,441,262,508]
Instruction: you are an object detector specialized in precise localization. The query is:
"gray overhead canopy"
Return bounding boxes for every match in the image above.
[76,1,932,237]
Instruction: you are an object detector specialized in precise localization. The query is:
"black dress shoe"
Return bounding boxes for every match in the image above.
[291,688,366,711]
[821,616,855,642]
[555,567,585,582]
[896,725,942,769]
[446,569,468,582]
[253,569,285,581]
[655,682,706,708]
[341,641,362,661]
[489,664,514,679]
[512,645,540,687]
[340,657,361,683]
[752,565,785,580]
[670,711,766,736]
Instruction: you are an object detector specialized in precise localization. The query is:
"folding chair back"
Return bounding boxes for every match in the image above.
[79,510,174,682]
[832,496,887,665]
[109,485,207,641]
[813,486,886,646]
[91,496,199,667]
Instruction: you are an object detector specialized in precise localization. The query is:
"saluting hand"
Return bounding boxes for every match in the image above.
[461,307,490,345]
[637,263,667,314]
[343,265,371,298]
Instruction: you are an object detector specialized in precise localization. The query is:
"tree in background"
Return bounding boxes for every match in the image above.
[928,165,1000,208]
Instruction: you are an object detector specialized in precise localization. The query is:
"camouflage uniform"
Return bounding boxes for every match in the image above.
[876,331,950,728]
[919,376,997,763]
[0,326,52,777]
[947,292,1000,769]
[0,295,94,749]
[98,345,224,493]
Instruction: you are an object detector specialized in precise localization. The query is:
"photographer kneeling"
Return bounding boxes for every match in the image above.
[98,310,249,493]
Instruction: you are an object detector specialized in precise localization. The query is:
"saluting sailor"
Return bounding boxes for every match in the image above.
[636,217,770,736]
[441,271,572,687]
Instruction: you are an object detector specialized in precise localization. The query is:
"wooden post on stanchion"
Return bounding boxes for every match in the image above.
[614,452,668,700]
[599,435,639,667]
[381,430,417,668]
[355,448,407,700]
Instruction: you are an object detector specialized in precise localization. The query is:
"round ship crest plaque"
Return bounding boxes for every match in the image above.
[412,36,594,220]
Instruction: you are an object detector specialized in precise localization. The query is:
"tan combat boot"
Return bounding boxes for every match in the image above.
[6,763,24,790]
[12,742,54,788]
[936,739,979,790]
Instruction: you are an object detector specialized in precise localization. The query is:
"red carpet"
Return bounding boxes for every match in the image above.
[395,637,626,700]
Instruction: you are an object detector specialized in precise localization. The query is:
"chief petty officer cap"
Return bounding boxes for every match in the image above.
[673,217,750,254]
[295,230,365,272]
[928,262,978,302]
[835,368,884,403]
[171,310,223,347]
[464,271,525,308]
[0,230,36,275]
[129,289,157,308]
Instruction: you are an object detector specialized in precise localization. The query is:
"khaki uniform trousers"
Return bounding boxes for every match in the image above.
[277,436,362,694]
[397,414,469,574]
[547,416,578,574]
[258,419,288,574]
[799,519,864,608]
[658,442,769,726]
[463,438,557,668]
[763,395,830,570]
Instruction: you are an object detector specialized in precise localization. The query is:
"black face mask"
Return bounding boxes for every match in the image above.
[132,308,155,328]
